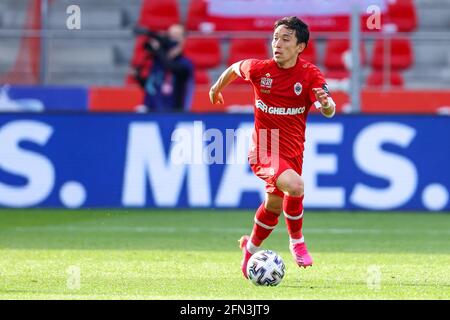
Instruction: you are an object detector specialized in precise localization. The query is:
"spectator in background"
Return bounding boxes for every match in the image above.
[139,24,195,112]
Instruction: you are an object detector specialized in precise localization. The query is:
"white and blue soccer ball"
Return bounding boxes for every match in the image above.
[246,250,285,286]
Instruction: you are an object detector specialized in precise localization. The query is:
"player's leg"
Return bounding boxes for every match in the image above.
[239,193,283,278]
[276,169,313,268]
[277,169,304,239]
[249,193,283,248]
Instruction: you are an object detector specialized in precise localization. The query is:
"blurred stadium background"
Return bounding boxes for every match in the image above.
[0,0,449,300]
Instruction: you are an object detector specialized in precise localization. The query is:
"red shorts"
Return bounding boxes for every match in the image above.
[248,150,303,198]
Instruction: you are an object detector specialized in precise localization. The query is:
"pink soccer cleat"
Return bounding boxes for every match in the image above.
[238,235,253,279]
[290,242,313,268]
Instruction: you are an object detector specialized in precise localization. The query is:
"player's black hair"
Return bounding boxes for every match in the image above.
[274,16,309,47]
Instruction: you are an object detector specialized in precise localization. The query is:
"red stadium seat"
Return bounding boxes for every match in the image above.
[186,0,209,31]
[126,35,153,85]
[371,38,413,70]
[184,37,222,69]
[385,0,417,32]
[324,39,367,70]
[138,0,180,31]
[227,38,269,65]
[194,69,211,85]
[366,70,404,87]
[300,39,317,64]
[125,73,140,86]
[130,36,150,68]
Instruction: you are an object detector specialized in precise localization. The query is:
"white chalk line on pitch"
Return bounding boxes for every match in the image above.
[6,225,450,235]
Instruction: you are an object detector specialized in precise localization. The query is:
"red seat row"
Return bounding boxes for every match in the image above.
[139,0,417,33]
[130,0,415,87]
[137,0,180,31]
[128,36,413,87]
[183,37,413,70]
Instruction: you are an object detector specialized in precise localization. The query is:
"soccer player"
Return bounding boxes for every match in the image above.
[209,16,336,278]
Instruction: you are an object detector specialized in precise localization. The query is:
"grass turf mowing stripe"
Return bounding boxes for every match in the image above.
[0,210,449,299]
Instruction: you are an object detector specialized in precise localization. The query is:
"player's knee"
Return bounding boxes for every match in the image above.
[265,202,282,215]
[285,178,304,197]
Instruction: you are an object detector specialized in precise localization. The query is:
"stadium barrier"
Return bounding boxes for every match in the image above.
[0,85,88,112]
[0,113,448,211]
[1,85,450,114]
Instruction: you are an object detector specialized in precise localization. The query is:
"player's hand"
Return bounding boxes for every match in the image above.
[209,86,224,105]
[312,87,329,107]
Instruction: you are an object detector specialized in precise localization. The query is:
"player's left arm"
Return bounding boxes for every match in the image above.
[312,86,336,118]
[309,66,336,118]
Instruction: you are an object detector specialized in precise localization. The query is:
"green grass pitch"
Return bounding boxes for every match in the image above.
[0,209,449,300]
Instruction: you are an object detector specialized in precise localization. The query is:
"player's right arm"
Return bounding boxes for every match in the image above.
[209,62,242,105]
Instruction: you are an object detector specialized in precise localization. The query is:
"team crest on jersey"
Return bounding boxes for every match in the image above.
[294,82,302,95]
[260,76,273,88]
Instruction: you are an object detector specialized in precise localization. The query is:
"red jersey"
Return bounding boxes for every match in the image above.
[238,57,329,158]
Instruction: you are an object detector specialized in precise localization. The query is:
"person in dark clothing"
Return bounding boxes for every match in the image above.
[142,24,194,112]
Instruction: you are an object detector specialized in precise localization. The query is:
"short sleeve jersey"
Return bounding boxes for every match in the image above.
[238,57,329,158]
